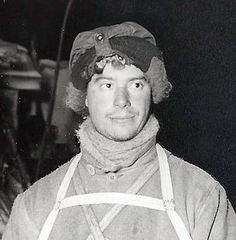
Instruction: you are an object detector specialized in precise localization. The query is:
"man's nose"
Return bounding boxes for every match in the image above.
[113,87,131,108]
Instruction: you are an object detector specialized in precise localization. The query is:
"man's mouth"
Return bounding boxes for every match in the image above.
[108,114,135,122]
[110,115,134,119]
[107,110,137,122]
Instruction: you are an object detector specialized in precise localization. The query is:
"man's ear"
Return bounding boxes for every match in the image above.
[85,97,88,107]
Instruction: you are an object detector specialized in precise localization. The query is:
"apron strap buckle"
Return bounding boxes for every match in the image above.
[54,200,61,210]
[163,199,175,211]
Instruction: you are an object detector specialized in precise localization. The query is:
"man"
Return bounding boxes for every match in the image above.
[3,22,236,240]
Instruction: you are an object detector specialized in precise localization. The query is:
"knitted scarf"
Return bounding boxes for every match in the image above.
[76,114,159,173]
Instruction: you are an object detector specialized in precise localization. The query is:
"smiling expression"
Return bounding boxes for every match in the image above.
[86,62,151,141]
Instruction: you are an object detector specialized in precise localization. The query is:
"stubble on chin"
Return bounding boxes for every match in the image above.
[97,122,141,142]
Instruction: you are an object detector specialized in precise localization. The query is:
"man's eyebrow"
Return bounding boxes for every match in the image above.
[93,76,147,83]
[128,76,147,82]
[93,76,114,83]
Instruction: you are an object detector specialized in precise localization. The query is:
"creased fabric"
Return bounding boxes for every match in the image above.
[3,151,236,240]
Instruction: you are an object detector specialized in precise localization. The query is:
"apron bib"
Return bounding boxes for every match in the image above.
[37,144,192,240]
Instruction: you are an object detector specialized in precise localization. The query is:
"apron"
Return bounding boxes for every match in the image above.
[37,144,193,240]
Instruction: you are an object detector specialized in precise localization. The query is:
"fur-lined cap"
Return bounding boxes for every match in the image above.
[66,22,172,114]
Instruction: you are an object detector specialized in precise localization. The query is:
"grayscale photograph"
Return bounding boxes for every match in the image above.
[0,0,236,239]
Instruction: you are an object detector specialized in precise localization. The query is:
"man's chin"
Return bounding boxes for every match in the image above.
[104,129,138,142]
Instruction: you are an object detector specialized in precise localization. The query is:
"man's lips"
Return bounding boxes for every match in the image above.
[107,112,136,121]
[106,109,138,121]
[109,115,134,120]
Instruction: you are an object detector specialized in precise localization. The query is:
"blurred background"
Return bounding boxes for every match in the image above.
[0,0,236,235]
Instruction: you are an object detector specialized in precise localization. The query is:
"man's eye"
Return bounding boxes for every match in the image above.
[100,82,112,89]
[105,83,112,88]
[135,82,142,88]
[130,81,144,89]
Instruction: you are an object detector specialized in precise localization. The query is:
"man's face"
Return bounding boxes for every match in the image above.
[86,62,151,141]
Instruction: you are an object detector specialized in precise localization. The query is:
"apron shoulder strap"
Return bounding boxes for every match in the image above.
[156,144,174,204]
[156,144,193,240]
[37,153,82,240]
[56,153,82,202]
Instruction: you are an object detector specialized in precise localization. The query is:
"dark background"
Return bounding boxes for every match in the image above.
[1,0,236,205]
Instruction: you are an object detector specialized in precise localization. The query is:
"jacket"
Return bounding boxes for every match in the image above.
[3,145,236,240]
